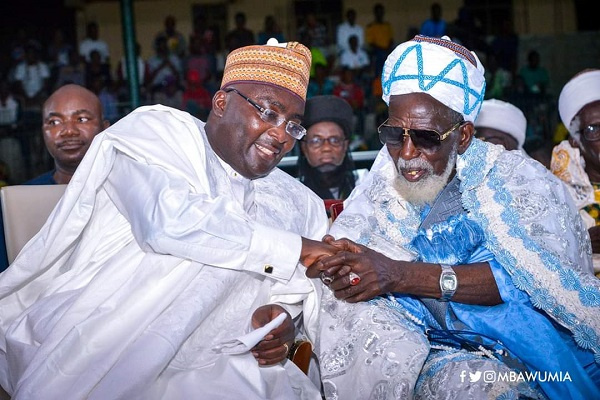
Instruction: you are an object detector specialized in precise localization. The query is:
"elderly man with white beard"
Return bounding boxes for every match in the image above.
[306,35,600,400]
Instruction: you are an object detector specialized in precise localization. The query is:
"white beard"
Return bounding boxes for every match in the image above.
[393,143,458,206]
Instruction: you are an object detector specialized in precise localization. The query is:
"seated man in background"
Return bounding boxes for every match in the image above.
[297,95,368,202]
[474,98,526,151]
[0,84,109,272]
[308,35,600,399]
[551,68,600,277]
[0,40,335,399]
[27,84,110,184]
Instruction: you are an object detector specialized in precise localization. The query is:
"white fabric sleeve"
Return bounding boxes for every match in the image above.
[104,152,302,281]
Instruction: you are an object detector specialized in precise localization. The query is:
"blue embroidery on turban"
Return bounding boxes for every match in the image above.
[382,42,485,118]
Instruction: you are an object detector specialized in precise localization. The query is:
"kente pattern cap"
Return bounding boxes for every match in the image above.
[475,99,527,149]
[381,35,486,122]
[221,38,312,101]
[558,69,600,138]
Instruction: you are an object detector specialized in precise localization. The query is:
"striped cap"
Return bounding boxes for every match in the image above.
[221,39,312,101]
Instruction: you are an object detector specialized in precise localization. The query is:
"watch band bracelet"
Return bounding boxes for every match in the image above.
[439,264,458,301]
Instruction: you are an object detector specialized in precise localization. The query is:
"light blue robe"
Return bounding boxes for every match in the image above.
[321,138,600,399]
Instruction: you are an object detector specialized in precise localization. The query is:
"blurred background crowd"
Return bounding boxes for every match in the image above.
[0,0,598,184]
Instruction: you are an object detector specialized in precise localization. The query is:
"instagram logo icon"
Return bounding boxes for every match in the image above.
[483,371,496,383]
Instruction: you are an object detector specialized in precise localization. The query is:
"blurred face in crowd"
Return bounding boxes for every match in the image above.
[42,84,109,177]
[87,23,98,40]
[374,4,385,21]
[574,100,600,179]
[346,9,356,25]
[383,93,472,205]
[301,121,348,172]
[165,15,176,33]
[206,83,304,179]
[476,127,519,151]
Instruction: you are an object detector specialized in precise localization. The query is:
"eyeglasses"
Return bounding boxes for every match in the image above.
[304,136,347,148]
[224,88,306,140]
[378,119,464,151]
[578,124,600,142]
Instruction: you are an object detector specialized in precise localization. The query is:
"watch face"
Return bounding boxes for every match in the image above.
[442,274,457,291]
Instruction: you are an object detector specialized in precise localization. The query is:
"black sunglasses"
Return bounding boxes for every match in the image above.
[378,119,464,151]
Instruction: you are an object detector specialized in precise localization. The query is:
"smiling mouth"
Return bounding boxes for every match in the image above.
[402,168,426,182]
[254,143,280,158]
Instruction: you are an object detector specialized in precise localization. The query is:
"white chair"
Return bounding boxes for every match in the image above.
[1,184,67,264]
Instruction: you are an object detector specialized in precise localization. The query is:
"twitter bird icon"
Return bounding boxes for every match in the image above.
[469,371,482,382]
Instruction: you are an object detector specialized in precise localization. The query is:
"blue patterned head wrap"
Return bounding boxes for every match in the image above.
[382,35,486,122]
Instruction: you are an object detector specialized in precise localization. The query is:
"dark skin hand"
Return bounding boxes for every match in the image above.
[248,237,339,365]
[306,235,502,305]
[249,237,337,365]
[589,226,600,253]
[250,304,295,365]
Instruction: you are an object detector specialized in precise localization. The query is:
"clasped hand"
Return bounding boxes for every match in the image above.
[304,235,398,302]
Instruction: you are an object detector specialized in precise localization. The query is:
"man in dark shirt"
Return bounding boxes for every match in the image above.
[225,12,255,52]
[0,84,108,271]
[26,84,109,184]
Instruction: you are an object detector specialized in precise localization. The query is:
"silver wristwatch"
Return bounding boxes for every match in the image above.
[439,264,457,301]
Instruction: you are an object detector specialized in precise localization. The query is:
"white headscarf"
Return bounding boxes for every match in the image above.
[475,99,527,149]
[381,35,486,122]
[558,69,600,139]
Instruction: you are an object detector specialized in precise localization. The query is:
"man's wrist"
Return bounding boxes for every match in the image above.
[392,260,408,293]
[439,264,458,301]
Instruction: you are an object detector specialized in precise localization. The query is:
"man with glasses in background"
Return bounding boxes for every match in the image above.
[0,40,335,399]
[551,68,600,279]
[306,36,600,399]
[296,95,368,201]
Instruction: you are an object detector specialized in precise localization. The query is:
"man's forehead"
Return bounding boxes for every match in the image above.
[580,100,600,117]
[388,93,449,119]
[389,92,443,106]
[44,95,100,118]
[306,121,345,136]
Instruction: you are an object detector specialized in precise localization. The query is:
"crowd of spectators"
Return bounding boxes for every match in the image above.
[0,4,558,182]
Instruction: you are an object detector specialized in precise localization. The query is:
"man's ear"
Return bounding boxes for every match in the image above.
[568,135,581,149]
[457,122,474,155]
[212,90,227,117]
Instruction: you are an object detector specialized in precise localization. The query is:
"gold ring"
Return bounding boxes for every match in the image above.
[283,343,289,355]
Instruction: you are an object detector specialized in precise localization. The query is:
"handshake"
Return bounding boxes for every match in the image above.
[300,235,398,303]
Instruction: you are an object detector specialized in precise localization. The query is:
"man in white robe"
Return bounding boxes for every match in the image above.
[551,68,600,276]
[0,40,333,399]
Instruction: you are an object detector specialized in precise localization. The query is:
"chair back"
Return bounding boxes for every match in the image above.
[1,184,67,263]
[323,199,344,222]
